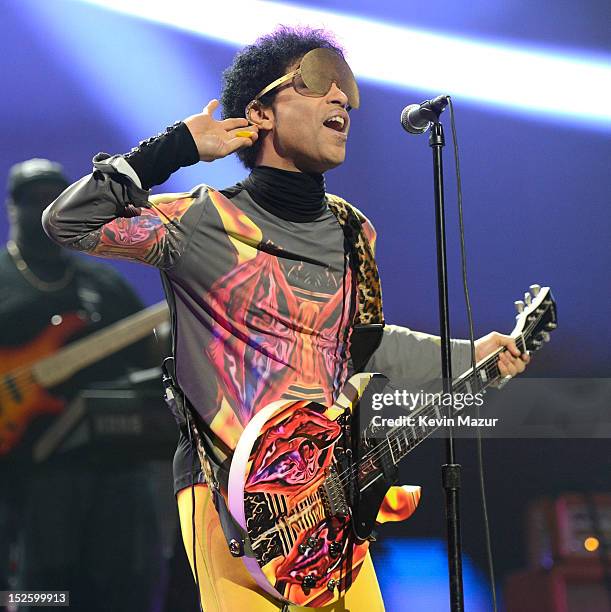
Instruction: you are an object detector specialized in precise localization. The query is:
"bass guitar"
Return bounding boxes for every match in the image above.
[0,301,168,455]
[228,285,557,607]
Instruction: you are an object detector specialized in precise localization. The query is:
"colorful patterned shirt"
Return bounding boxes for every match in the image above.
[43,148,471,503]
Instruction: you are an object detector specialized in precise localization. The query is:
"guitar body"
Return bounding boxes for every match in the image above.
[228,373,417,607]
[0,312,86,455]
[227,285,558,606]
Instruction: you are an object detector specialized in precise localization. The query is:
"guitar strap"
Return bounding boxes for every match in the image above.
[325,194,385,372]
[161,356,254,558]
[315,196,386,600]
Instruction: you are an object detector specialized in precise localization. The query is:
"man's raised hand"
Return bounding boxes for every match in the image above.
[184,99,259,162]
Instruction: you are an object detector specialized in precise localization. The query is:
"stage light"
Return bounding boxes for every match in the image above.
[374,538,491,610]
[72,0,611,128]
[584,536,600,552]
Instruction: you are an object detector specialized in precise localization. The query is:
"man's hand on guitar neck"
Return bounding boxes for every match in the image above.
[475,332,530,378]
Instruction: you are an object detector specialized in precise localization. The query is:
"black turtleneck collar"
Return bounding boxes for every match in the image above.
[240,166,327,223]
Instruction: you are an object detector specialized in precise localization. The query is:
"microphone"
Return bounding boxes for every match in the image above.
[400,95,450,134]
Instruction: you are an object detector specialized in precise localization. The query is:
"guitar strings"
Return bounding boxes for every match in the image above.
[0,365,39,398]
[0,307,168,399]
[344,347,506,475]
[1,322,157,398]
[335,326,537,488]
[355,324,534,470]
[337,326,534,488]
[336,341,517,487]
[0,359,72,403]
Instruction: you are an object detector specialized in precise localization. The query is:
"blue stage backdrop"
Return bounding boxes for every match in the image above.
[2,1,610,608]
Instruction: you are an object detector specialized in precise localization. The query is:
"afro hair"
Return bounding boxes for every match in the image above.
[220,26,344,169]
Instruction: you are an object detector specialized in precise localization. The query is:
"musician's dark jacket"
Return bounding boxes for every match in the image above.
[42,122,472,494]
[0,249,150,461]
[0,245,161,610]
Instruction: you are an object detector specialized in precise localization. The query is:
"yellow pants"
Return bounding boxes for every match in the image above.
[177,484,385,611]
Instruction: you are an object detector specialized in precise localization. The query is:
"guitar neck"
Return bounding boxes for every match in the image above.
[360,334,526,487]
[31,302,169,388]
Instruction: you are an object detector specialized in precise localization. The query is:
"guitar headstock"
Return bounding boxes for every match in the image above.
[512,284,557,353]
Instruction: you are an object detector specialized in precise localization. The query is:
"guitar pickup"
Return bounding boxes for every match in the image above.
[320,465,349,517]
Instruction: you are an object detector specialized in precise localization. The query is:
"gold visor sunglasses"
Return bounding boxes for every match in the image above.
[245,48,360,120]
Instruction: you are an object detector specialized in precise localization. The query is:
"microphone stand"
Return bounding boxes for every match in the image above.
[426,110,465,611]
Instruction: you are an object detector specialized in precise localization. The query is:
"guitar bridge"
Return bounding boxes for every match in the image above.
[320,465,349,517]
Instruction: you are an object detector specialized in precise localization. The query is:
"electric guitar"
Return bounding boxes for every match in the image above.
[228,285,557,607]
[0,301,169,455]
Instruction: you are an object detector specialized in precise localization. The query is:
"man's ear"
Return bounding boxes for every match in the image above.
[246,100,274,131]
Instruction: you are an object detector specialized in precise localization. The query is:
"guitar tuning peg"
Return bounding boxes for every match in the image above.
[546,322,557,330]
[541,331,551,343]
[529,284,541,297]
[514,300,525,313]
[524,292,532,306]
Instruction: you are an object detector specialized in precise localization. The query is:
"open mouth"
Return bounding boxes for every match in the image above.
[323,115,347,133]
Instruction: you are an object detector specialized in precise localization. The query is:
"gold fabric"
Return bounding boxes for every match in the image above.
[177,484,385,611]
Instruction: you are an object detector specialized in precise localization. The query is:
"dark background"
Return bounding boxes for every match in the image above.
[2,1,610,609]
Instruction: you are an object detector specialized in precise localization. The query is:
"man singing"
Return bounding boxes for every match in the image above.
[43,27,528,611]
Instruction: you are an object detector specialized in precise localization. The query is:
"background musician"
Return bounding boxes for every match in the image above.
[0,159,164,611]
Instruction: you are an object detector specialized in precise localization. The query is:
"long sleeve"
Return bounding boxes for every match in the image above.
[42,122,201,269]
[364,324,473,387]
[355,215,472,387]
